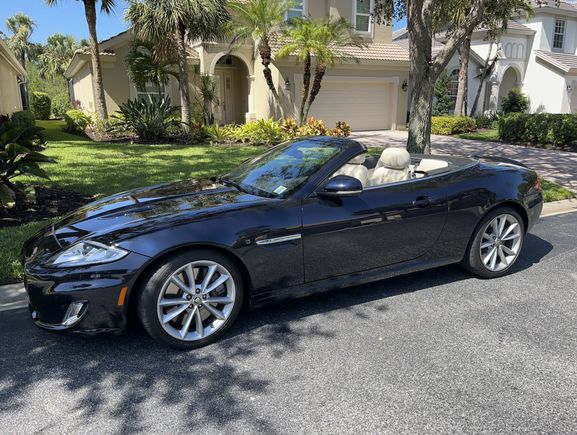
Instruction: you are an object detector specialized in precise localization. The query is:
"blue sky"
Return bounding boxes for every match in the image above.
[0,0,405,44]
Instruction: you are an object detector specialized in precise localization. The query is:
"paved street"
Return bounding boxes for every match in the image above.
[351,130,577,192]
[1,212,577,434]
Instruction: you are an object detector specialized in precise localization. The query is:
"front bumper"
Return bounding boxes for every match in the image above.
[24,252,150,335]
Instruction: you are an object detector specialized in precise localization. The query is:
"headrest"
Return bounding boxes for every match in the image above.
[379,148,411,170]
[349,154,366,165]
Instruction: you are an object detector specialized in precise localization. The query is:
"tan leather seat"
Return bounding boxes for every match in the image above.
[333,155,369,187]
[417,159,449,173]
[370,148,411,186]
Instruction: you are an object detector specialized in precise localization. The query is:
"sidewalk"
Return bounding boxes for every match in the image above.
[351,130,577,192]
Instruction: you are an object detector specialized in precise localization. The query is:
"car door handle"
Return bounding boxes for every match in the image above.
[413,196,432,208]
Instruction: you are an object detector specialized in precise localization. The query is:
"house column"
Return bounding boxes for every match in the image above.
[488,80,500,113]
[245,75,257,123]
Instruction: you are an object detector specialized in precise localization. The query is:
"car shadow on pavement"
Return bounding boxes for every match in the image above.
[0,234,552,433]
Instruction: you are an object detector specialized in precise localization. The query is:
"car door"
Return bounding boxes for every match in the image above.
[301,177,449,283]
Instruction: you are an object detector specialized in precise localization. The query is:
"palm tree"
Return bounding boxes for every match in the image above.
[45,0,116,122]
[126,0,230,131]
[303,17,365,122]
[126,40,179,97]
[37,33,79,78]
[229,0,293,100]
[5,13,36,67]
[277,18,322,125]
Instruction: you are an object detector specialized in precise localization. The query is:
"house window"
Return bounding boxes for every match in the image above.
[136,82,169,101]
[355,0,373,33]
[217,55,234,66]
[449,69,459,101]
[553,18,566,50]
[286,0,305,20]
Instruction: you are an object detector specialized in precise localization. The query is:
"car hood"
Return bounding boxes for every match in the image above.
[50,179,270,247]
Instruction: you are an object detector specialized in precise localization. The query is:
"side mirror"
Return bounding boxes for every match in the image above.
[318,175,363,197]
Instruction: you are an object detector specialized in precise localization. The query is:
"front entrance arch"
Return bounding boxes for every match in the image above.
[498,67,521,109]
[209,53,253,124]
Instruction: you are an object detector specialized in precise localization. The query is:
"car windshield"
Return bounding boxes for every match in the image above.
[222,139,343,198]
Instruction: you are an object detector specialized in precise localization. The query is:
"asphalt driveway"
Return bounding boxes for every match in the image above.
[1,212,577,434]
[351,130,577,192]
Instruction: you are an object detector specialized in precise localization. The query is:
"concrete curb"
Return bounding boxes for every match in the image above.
[1,199,576,311]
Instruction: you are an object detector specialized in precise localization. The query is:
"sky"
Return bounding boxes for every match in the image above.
[0,0,406,45]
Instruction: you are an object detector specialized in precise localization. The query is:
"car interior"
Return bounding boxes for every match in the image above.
[332,148,453,188]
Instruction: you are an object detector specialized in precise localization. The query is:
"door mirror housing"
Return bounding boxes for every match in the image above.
[318,175,363,197]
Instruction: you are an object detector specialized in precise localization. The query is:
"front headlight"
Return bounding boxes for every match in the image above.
[48,241,129,267]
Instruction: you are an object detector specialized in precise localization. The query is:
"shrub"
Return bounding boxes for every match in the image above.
[52,94,71,119]
[431,116,477,135]
[64,110,92,135]
[331,121,351,137]
[203,124,236,143]
[281,118,300,137]
[475,111,500,129]
[300,117,329,136]
[113,98,180,141]
[0,122,55,209]
[31,92,52,120]
[9,110,36,131]
[501,88,529,114]
[499,113,577,146]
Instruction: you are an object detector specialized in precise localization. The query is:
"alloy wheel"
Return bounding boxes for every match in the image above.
[480,214,523,273]
[156,260,236,341]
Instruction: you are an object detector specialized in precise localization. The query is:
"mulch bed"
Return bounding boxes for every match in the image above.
[0,186,95,228]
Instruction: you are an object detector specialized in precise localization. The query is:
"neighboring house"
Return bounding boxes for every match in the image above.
[65,0,410,131]
[0,38,27,116]
[395,0,577,115]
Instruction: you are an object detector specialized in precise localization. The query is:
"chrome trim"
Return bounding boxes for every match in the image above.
[256,234,302,245]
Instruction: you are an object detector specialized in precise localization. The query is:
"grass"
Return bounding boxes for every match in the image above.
[455,128,499,141]
[0,121,573,284]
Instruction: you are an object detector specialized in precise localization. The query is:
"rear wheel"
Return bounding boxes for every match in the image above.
[137,250,244,349]
[462,207,525,278]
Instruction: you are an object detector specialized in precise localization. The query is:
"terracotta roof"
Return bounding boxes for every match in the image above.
[535,49,577,73]
[271,40,409,62]
[532,0,577,12]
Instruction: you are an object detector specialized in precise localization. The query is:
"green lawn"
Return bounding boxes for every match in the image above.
[0,121,573,284]
[455,129,499,141]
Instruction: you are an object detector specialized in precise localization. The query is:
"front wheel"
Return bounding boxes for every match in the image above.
[137,250,244,349]
[462,207,525,278]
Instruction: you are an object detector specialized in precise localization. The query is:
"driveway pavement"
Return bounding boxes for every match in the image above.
[1,212,577,434]
[351,130,577,192]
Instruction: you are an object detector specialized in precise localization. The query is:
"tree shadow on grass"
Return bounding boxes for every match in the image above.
[0,234,552,432]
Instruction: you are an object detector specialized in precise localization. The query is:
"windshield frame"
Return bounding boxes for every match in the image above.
[221,138,363,200]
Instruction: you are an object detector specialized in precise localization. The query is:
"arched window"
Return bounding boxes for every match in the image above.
[449,69,460,100]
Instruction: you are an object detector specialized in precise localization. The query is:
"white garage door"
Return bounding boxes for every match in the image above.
[297,76,398,131]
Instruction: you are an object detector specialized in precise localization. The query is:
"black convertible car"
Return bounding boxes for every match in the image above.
[22,137,543,349]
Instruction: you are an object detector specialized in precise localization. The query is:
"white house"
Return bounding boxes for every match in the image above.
[395,0,577,115]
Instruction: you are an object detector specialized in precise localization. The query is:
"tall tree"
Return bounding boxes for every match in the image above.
[373,0,535,154]
[45,0,116,122]
[126,0,230,132]
[229,0,293,101]
[5,13,36,67]
[37,33,80,78]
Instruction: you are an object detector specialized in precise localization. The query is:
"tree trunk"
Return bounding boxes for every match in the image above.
[407,1,434,154]
[299,52,312,125]
[454,34,471,116]
[470,41,495,116]
[304,62,326,122]
[83,0,108,122]
[176,25,191,132]
[258,37,279,100]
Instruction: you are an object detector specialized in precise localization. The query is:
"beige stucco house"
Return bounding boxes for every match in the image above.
[65,0,410,131]
[0,38,26,116]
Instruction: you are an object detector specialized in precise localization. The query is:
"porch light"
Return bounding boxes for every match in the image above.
[568,84,573,93]
[401,80,408,92]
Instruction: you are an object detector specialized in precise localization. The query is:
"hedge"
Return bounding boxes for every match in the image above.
[431,116,477,135]
[64,110,91,135]
[31,92,52,120]
[498,113,577,146]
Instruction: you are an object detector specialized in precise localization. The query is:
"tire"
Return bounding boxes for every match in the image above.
[461,207,526,278]
[137,249,244,350]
